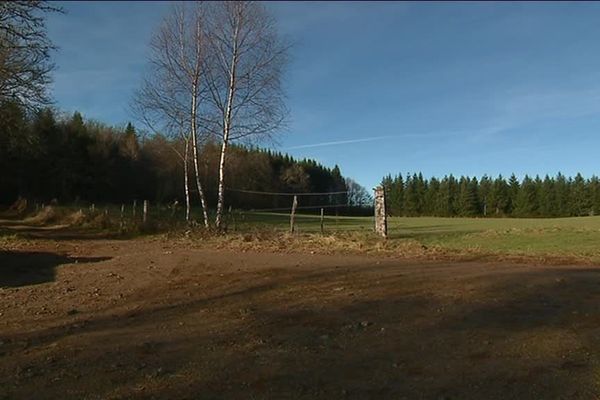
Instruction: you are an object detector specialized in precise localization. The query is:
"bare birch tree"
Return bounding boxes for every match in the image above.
[132,2,209,227]
[203,1,289,229]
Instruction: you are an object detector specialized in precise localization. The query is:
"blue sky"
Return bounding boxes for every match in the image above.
[46,1,600,190]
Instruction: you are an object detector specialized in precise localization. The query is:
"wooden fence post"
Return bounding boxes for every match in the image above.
[290,195,298,234]
[320,208,324,234]
[120,204,125,231]
[171,200,178,218]
[483,196,487,217]
[143,200,148,224]
[228,205,233,229]
[374,186,387,238]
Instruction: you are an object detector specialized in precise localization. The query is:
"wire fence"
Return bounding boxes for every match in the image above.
[22,187,375,234]
[226,188,350,196]
[223,187,374,234]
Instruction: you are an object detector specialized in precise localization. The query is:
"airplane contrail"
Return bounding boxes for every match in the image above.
[285,135,391,150]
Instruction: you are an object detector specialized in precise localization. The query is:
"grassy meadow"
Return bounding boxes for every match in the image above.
[232,211,600,261]
[4,204,600,262]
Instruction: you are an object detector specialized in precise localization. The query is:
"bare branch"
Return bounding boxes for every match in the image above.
[0,1,62,110]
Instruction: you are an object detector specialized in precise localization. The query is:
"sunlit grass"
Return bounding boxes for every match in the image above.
[5,204,600,262]
[231,212,600,260]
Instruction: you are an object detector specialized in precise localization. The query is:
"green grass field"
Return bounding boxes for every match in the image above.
[4,204,600,262]
[232,211,600,260]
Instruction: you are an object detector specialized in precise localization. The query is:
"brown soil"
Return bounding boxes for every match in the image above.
[1,221,600,399]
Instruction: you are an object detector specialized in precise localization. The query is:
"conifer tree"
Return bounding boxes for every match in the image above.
[555,173,570,216]
[514,175,539,216]
[508,174,520,214]
[404,174,419,216]
[425,177,440,216]
[539,175,557,217]
[571,173,590,216]
[387,174,404,216]
[479,175,491,216]
[590,176,600,216]
[488,175,509,215]
[457,176,479,216]
[435,176,453,216]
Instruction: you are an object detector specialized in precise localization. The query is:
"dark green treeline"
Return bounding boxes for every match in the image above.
[381,173,600,218]
[0,101,351,209]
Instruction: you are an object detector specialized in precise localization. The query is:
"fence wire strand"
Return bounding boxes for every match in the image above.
[226,188,349,196]
[242,203,350,213]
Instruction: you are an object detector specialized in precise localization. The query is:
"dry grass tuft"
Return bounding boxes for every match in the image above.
[165,226,600,267]
[65,210,87,225]
[24,206,61,225]
[8,197,28,215]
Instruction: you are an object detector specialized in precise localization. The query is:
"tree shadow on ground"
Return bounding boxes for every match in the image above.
[0,251,111,287]
[2,261,600,399]
[0,223,128,240]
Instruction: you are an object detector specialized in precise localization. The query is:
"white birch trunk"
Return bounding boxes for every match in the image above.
[215,23,239,230]
[191,133,209,228]
[190,82,210,228]
[215,136,229,229]
[183,139,191,222]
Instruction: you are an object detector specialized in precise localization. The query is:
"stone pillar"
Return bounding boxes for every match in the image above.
[374,186,387,238]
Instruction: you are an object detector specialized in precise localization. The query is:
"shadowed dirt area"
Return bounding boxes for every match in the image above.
[0,251,111,287]
[1,220,600,399]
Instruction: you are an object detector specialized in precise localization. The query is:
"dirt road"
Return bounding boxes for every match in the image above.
[1,225,600,399]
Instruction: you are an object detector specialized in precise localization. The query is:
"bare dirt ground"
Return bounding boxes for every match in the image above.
[2,219,600,399]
